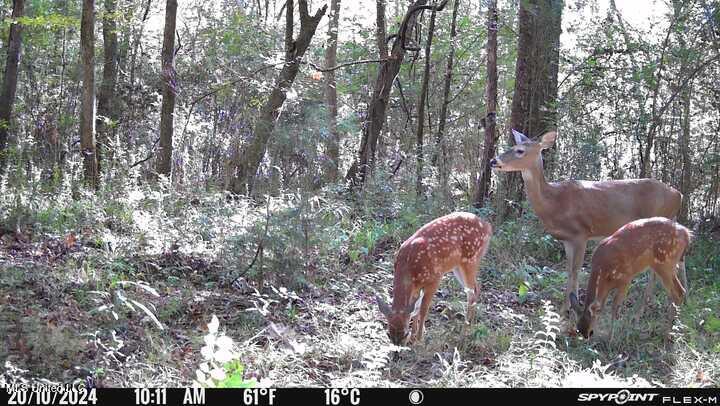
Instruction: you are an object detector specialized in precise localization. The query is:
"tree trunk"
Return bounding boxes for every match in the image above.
[497,0,562,219]
[129,0,152,87]
[376,0,388,59]
[415,8,437,199]
[156,0,177,179]
[97,0,119,175]
[0,0,25,176]
[285,0,294,61]
[474,0,498,208]
[81,0,99,189]
[675,0,692,222]
[227,0,328,195]
[346,0,428,187]
[435,0,460,202]
[324,0,341,182]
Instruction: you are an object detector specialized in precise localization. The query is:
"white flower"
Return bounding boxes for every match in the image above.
[210,368,226,381]
[208,315,220,334]
[216,335,233,351]
[200,345,214,360]
[214,348,234,364]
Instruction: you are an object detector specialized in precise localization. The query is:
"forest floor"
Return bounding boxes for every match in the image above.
[0,199,718,387]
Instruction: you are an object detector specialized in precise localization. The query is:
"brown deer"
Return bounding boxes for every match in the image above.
[377,212,493,345]
[490,130,684,318]
[570,217,690,340]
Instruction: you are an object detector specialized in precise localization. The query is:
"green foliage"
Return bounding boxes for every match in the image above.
[195,316,255,388]
[12,14,78,29]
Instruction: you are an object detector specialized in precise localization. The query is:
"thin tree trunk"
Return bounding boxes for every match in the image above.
[227,0,328,194]
[474,0,498,208]
[97,0,119,175]
[346,0,428,187]
[129,0,152,87]
[285,0,294,61]
[435,0,459,202]
[0,0,25,176]
[679,90,693,223]
[324,0,340,182]
[80,0,99,189]
[415,8,437,198]
[156,0,178,178]
[376,0,388,59]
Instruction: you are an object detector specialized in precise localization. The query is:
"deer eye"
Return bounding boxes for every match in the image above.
[515,149,525,156]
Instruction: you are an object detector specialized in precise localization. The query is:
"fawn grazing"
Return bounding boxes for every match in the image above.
[570,217,691,340]
[377,212,493,346]
[490,130,684,318]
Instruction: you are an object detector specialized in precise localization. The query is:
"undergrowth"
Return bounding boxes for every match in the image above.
[1,180,718,387]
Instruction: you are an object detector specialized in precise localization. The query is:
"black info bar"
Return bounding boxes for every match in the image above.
[1,386,718,406]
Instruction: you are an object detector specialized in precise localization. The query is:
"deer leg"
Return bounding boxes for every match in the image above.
[455,264,480,325]
[655,264,686,306]
[609,286,628,345]
[411,282,440,344]
[653,263,686,332]
[635,268,656,323]
[678,258,688,292]
[561,239,588,318]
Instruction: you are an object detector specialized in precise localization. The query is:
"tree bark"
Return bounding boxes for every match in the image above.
[285,0,294,61]
[346,0,428,187]
[227,0,328,195]
[0,0,25,176]
[474,0,498,208]
[129,0,152,87]
[415,8,437,199]
[81,0,99,189]
[156,0,178,179]
[324,0,341,182]
[376,0,388,59]
[498,0,562,219]
[435,0,460,202]
[97,0,119,174]
[679,82,692,223]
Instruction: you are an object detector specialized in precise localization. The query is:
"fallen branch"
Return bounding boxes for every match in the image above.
[129,137,160,168]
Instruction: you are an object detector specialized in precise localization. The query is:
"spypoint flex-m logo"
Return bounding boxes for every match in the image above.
[578,390,660,404]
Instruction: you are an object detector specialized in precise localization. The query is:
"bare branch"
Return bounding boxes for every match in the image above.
[304,58,386,72]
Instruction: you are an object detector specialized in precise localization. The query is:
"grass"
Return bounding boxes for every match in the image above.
[0,183,718,387]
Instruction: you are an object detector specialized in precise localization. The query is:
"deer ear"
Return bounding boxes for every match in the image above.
[512,129,530,145]
[408,290,424,317]
[376,294,391,317]
[539,131,557,149]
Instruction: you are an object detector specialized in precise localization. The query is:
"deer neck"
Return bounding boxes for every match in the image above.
[584,269,600,307]
[520,156,552,214]
[391,265,413,309]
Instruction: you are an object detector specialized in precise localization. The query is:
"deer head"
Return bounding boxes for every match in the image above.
[376,291,424,346]
[489,129,557,172]
[569,292,600,339]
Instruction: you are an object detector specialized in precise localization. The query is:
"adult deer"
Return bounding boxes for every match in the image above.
[570,217,690,340]
[490,130,684,317]
[376,212,493,345]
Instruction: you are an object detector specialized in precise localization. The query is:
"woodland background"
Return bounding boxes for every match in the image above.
[0,0,718,387]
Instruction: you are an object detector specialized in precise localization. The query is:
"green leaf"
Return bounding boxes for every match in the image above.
[705,316,720,333]
[518,282,529,298]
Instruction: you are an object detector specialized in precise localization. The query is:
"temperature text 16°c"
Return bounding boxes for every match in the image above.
[324,389,360,405]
